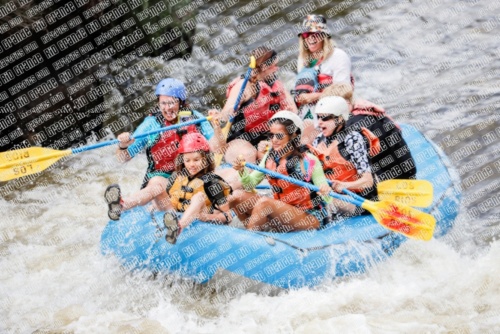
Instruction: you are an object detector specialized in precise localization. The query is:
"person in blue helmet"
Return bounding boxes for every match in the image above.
[104,78,223,221]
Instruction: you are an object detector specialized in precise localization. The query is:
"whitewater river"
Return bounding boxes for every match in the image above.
[1,0,500,332]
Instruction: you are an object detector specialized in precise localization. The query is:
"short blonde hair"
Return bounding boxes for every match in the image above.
[297,34,335,72]
[321,83,354,104]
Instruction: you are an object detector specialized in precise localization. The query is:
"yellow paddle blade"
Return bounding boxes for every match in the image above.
[0,148,72,181]
[0,147,62,162]
[362,200,436,241]
[377,179,434,207]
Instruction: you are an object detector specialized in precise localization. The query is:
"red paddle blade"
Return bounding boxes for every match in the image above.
[363,200,436,241]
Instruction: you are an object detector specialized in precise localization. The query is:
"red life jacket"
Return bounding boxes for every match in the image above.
[149,121,197,172]
[264,153,319,211]
[307,128,380,192]
[317,73,333,90]
[226,77,284,133]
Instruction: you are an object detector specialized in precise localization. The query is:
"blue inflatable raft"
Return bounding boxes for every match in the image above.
[100,124,461,292]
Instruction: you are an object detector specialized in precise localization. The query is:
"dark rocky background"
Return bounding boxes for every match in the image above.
[0,0,195,151]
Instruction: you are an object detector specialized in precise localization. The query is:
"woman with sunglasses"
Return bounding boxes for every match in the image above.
[104,78,222,221]
[309,96,378,217]
[322,83,417,181]
[294,15,354,124]
[230,111,332,232]
[214,46,297,150]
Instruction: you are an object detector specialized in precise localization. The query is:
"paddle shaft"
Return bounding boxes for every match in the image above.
[244,162,363,207]
[228,56,257,125]
[254,182,428,204]
[228,66,253,124]
[215,58,256,167]
[0,117,211,169]
[72,116,211,154]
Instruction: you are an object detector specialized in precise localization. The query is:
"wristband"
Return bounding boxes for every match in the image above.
[118,144,128,150]
[221,211,230,223]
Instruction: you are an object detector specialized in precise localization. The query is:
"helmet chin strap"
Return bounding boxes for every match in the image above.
[333,123,344,134]
[328,118,345,137]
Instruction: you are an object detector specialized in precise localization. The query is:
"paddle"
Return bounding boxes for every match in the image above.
[214,56,257,167]
[376,179,433,207]
[0,116,212,182]
[242,162,436,241]
[255,179,433,207]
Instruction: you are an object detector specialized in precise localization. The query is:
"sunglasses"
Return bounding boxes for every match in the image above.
[301,32,320,39]
[317,115,336,121]
[258,50,278,69]
[159,100,179,108]
[267,132,286,140]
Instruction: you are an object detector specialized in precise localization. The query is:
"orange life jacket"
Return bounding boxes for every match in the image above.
[307,128,380,192]
[226,77,284,133]
[264,153,320,211]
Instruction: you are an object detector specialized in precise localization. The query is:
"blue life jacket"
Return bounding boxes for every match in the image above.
[291,67,319,95]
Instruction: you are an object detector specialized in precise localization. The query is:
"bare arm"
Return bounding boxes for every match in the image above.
[204,107,229,155]
[282,88,298,113]
[296,92,322,105]
[199,202,232,224]
[331,172,374,193]
[220,79,256,123]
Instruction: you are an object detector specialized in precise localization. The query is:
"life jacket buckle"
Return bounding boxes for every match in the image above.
[179,198,191,205]
[269,103,280,111]
[271,185,283,194]
[181,186,194,192]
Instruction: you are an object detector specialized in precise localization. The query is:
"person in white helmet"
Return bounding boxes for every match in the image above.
[321,83,417,181]
[309,96,378,217]
[230,111,332,232]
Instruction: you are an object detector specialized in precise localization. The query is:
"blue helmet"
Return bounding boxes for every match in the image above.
[155,78,187,101]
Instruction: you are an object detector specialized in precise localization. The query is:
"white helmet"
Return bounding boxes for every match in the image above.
[315,96,350,121]
[270,110,304,134]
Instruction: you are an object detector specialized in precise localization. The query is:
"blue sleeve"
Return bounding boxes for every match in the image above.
[192,110,214,140]
[127,116,160,158]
